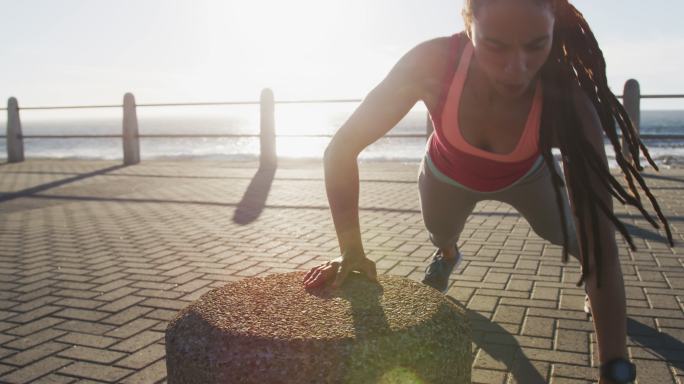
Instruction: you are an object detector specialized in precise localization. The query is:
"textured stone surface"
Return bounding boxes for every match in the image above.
[165,271,472,384]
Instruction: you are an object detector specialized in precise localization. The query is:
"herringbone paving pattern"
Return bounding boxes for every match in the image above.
[0,159,682,383]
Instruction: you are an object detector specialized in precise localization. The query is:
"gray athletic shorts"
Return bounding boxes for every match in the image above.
[418,154,580,259]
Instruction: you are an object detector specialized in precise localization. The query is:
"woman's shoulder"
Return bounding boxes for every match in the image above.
[396,32,465,98]
[407,32,463,74]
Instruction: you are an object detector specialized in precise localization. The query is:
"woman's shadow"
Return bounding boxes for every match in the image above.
[444,297,684,382]
[444,296,548,383]
[627,317,684,372]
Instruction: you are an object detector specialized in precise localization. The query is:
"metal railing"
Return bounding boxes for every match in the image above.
[3,80,684,166]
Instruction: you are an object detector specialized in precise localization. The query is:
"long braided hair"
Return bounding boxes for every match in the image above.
[463,0,674,287]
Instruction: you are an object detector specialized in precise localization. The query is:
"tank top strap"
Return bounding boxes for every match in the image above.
[430,32,469,128]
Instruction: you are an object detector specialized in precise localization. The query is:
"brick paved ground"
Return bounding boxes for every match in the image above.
[0,159,682,384]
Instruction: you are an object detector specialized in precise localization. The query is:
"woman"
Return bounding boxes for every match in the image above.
[303,0,672,382]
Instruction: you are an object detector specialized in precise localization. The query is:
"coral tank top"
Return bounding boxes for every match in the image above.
[426,32,543,192]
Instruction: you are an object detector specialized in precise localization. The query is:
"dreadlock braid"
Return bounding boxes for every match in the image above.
[464,0,674,287]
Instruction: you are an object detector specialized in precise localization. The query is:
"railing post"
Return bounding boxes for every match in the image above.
[622,79,640,162]
[426,111,434,138]
[122,92,141,165]
[260,88,276,169]
[7,97,25,163]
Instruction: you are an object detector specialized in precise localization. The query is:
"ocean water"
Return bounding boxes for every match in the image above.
[1,104,683,166]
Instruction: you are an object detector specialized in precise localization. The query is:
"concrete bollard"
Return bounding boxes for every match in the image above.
[7,97,24,163]
[165,271,472,384]
[622,79,641,163]
[260,88,276,169]
[122,93,141,165]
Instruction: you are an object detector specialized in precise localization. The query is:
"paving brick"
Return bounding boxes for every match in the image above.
[110,331,165,353]
[53,289,99,300]
[54,320,115,335]
[115,343,165,369]
[6,306,62,324]
[92,277,132,291]
[522,317,555,339]
[139,298,189,311]
[58,345,125,364]
[100,306,154,326]
[532,286,559,301]
[120,359,166,383]
[472,368,507,384]
[97,296,146,313]
[95,287,137,302]
[474,344,515,371]
[31,373,77,383]
[173,279,212,293]
[144,309,177,322]
[523,347,589,365]
[508,358,550,384]
[0,362,13,375]
[11,296,61,312]
[179,288,213,302]
[133,289,182,299]
[53,309,109,322]
[6,317,64,336]
[53,298,103,310]
[106,318,158,339]
[58,361,133,382]
[633,359,676,383]
[468,295,499,312]
[0,357,72,384]
[56,332,118,349]
[555,329,589,354]
[3,342,71,367]
[4,329,67,350]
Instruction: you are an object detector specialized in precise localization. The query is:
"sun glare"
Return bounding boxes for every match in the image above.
[203,1,367,96]
[198,1,382,152]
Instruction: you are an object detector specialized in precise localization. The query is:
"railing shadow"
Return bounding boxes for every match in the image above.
[233,165,276,225]
[444,296,547,383]
[627,317,684,372]
[0,169,417,184]
[0,164,128,203]
[642,173,684,184]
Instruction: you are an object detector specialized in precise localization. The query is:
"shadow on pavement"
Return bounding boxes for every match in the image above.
[624,223,669,244]
[445,296,548,383]
[233,165,276,225]
[642,173,684,184]
[0,164,127,203]
[628,317,684,372]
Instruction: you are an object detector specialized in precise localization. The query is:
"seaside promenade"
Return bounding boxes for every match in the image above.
[0,158,682,383]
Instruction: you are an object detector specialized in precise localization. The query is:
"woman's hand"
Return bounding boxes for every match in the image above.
[303,255,378,289]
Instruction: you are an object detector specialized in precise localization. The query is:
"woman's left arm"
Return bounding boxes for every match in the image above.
[565,85,629,381]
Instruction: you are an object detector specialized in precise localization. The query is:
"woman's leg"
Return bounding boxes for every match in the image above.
[418,158,478,257]
[497,159,581,260]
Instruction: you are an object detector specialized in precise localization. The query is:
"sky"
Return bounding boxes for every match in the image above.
[1,0,683,111]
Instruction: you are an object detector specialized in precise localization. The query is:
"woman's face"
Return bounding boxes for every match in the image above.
[469,0,555,98]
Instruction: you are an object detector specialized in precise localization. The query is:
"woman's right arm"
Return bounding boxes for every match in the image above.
[304,39,445,289]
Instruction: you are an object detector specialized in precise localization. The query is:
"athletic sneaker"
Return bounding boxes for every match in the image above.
[421,248,463,293]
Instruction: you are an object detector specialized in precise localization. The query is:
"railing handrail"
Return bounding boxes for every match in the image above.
[0,133,430,139]
[2,93,684,112]
[0,98,366,111]
[2,133,684,140]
